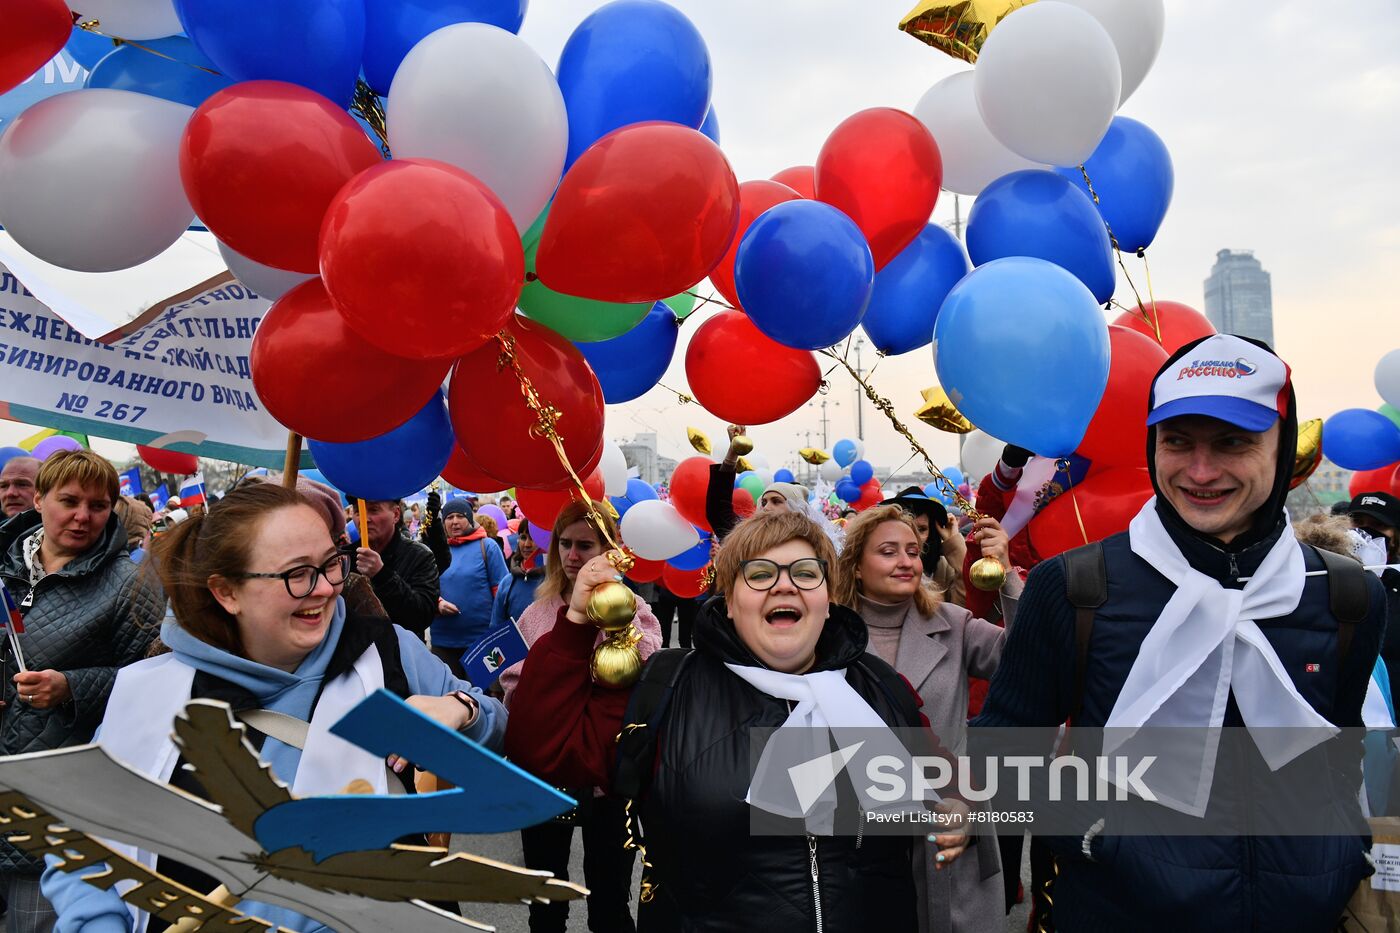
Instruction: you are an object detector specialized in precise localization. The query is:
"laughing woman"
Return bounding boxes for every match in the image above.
[506,510,971,932]
[41,482,505,933]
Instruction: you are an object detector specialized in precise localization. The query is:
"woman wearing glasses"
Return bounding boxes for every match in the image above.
[42,482,505,933]
[506,510,969,931]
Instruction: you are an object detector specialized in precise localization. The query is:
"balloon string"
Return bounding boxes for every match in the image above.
[656,383,695,405]
[493,332,633,571]
[1138,248,1163,344]
[351,79,391,156]
[818,348,984,521]
[1078,165,1160,346]
[74,19,222,74]
[1057,458,1090,546]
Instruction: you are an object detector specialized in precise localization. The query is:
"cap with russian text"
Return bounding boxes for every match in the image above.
[1147,334,1290,432]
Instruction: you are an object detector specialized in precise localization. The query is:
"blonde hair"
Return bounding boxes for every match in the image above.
[35,449,119,502]
[833,505,939,616]
[534,500,622,605]
[478,514,499,537]
[714,510,838,597]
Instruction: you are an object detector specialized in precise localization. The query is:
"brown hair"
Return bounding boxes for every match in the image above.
[833,505,939,615]
[1294,513,1363,564]
[713,509,838,597]
[151,482,314,655]
[35,449,119,502]
[535,500,621,605]
[114,495,153,549]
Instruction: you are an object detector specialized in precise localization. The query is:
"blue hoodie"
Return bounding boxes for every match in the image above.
[43,599,506,933]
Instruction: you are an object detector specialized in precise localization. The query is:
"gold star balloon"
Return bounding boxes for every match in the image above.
[915,387,975,434]
[899,0,1038,64]
[687,428,712,456]
[1291,418,1323,489]
[799,448,830,465]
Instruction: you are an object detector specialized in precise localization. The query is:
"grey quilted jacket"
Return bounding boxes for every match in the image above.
[0,510,163,873]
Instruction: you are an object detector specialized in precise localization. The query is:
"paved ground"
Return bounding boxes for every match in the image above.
[452,830,1033,932]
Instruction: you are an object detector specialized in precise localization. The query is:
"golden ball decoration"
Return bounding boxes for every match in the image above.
[591,628,644,688]
[729,434,754,456]
[586,580,637,632]
[968,556,1007,592]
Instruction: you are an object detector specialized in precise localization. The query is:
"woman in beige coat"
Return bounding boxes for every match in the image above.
[835,504,1022,933]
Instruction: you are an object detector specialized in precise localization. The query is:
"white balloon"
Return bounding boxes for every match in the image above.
[1376,349,1400,411]
[819,460,845,484]
[67,0,182,40]
[915,72,1043,196]
[974,2,1122,166]
[959,430,1005,488]
[389,24,567,232]
[599,440,630,498]
[0,89,194,273]
[217,240,315,302]
[746,453,770,470]
[1059,0,1165,104]
[754,469,775,488]
[620,500,700,561]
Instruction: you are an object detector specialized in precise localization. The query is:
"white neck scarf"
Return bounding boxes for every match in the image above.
[1105,498,1338,816]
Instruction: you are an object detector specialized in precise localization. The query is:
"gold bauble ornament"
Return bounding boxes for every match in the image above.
[914,386,975,434]
[899,0,1037,64]
[586,580,636,632]
[687,428,712,456]
[591,629,644,688]
[1290,418,1323,490]
[968,556,1007,592]
[799,448,830,465]
[729,435,754,456]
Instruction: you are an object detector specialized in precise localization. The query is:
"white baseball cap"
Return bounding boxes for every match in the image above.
[1147,334,1291,432]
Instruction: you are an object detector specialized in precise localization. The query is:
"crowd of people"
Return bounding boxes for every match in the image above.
[0,334,1396,931]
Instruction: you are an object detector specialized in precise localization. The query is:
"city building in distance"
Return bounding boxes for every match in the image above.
[1204,249,1274,345]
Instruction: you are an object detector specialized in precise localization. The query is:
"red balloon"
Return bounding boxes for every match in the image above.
[138,445,199,476]
[181,81,381,273]
[1349,462,1400,499]
[685,311,821,425]
[1027,468,1154,559]
[732,487,756,520]
[708,180,803,310]
[1077,326,1170,469]
[815,108,941,270]
[853,478,884,512]
[770,166,816,199]
[668,456,715,531]
[441,445,508,495]
[537,122,740,303]
[1112,301,1215,356]
[448,315,605,491]
[0,0,69,96]
[516,467,606,530]
[662,562,709,599]
[626,557,665,584]
[320,159,522,360]
[251,280,451,442]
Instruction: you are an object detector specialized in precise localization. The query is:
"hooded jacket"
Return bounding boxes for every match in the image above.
[972,337,1386,931]
[0,510,163,873]
[506,597,923,932]
[488,550,544,632]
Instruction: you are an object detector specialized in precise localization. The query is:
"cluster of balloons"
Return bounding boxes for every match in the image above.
[1325,350,1400,478]
[811,439,883,511]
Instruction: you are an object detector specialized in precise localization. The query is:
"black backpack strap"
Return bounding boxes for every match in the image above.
[613,648,693,801]
[1062,542,1107,723]
[1312,546,1371,671]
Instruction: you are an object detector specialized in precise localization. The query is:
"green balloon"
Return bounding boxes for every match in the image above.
[739,474,766,498]
[1381,403,1400,431]
[518,205,652,343]
[663,291,698,320]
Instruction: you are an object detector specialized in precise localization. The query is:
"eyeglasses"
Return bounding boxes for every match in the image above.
[738,558,828,591]
[231,553,348,598]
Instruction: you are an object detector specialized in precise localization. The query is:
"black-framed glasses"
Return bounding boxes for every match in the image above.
[231,553,348,598]
[739,558,828,592]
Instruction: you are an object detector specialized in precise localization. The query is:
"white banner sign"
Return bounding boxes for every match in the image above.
[0,262,299,468]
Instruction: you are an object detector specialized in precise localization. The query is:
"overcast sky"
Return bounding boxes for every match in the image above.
[3,0,1397,476]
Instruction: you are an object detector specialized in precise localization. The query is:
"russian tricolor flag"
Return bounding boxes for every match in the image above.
[178,473,207,507]
[1,583,24,634]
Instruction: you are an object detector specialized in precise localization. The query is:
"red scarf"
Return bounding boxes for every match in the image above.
[447,526,487,547]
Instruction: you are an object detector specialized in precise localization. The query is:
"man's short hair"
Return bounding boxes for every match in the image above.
[35,449,119,502]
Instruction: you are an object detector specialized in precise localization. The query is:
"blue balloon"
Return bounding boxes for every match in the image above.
[576,302,679,403]
[87,39,235,108]
[699,106,720,144]
[557,0,711,168]
[832,439,859,468]
[835,480,862,503]
[935,257,1109,458]
[849,460,874,486]
[65,28,119,70]
[610,477,659,519]
[667,530,712,570]
[362,0,528,94]
[773,468,795,484]
[308,394,454,500]
[174,0,365,106]
[861,224,970,355]
[921,482,940,500]
[1056,117,1173,255]
[941,465,965,489]
[735,200,875,351]
[1323,409,1400,471]
[966,170,1115,305]
[0,446,29,471]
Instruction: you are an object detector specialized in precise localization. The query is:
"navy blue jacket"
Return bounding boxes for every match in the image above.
[974,517,1386,932]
